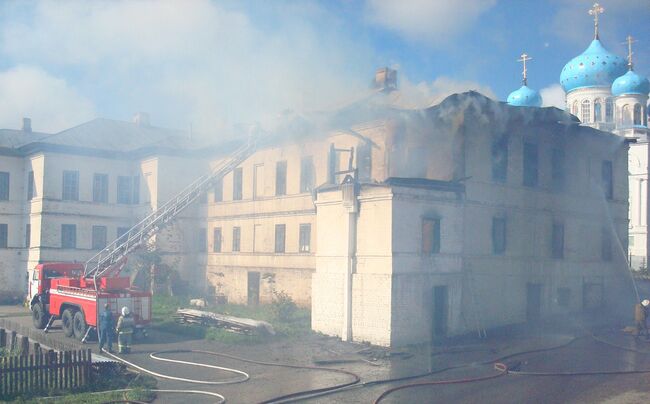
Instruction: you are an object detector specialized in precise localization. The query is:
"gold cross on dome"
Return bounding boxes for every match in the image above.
[588,3,605,39]
[623,35,636,70]
[518,53,532,85]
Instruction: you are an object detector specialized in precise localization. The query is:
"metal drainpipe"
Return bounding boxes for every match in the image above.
[341,177,358,341]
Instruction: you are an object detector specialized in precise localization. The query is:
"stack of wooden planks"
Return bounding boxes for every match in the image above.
[174,308,275,335]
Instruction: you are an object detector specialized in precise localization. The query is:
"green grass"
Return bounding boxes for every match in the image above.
[18,388,156,403]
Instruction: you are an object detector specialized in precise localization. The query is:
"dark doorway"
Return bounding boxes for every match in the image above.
[431,285,448,339]
[526,283,542,322]
[583,283,604,311]
[247,272,260,306]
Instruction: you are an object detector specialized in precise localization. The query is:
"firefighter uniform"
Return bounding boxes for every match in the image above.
[98,303,114,353]
[116,306,135,353]
[634,300,649,339]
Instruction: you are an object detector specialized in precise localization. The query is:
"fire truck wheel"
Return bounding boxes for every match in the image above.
[73,311,87,340]
[32,303,48,329]
[61,309,75,338]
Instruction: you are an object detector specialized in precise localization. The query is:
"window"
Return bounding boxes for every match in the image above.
[557,288,571,307]
[214,179,223,202]
[581,99,591,123]
[601,227,612,261]
[629,235,635,247]
[198,228,207,252]
[213,227,222,252]
[634,104,642,126]
[232,227,241,252]
[62,170,79,201]
[117,227,130,240]
[233,167,243,200]
[117,176,132,204]
[523,142,538,187]
[491,137,508,183]
[357,144,372,181]
[551,222,564,259]
[275,224,286,253]
[276,161,287,196]
[0,224,7,248]
[25,224,30,248]
[551,148,565,191]
[622,104,632,126]
[492,217,506,255]
[132,175,140,204]
[61,224,76,249]
[328,144,339,184]
[605,98,614,122]
[92,225,107,250]
[602,160,613,200]
[27,171,35,200]
[422,218,441,255]
[93,174,108,203]
[594,98,602,122]
[299,223,311,253]
[300,157,315,193]
[572,101,578,116]
[0,172,8,200]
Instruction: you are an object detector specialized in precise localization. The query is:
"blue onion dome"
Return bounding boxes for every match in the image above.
[507,85,543,107]
[560,39,627,93]
[612,70,650,96]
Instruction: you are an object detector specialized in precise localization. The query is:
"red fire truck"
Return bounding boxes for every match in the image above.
[27,139,255,342]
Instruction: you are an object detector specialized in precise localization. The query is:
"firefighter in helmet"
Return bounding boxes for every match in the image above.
[116,306,135,353]
[634,299,650,340]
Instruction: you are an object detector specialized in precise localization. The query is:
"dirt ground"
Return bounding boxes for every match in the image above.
[3,304,650,404]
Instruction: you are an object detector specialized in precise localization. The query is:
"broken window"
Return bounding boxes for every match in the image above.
[523,142,538,187]
[422,218,441,255]
[275,224,286,253]
[0,172,8,200]
[117,176,132,204]
[300,157,314,193]
[27,171,35,200]
[92,225,107,250]
[357,143,372,181]
[492,217,506,255]
[198,228,207,252]
[299,223,311,253]
[491,137,508,183]
[551,222,564,259]
[232,227,241,252]
[62,170,79,201]
[93,173,108,203]
[61,224,76,249]
[233,167,243,201]
[213,227,222,253]
[601,160,613,200]
[214,178,223,202]
[0,224,6,248]
[551,148,565,191]
[601,227,612,262]
[25,224,30,248]
[557,288,571,307]
[276,161,287,196]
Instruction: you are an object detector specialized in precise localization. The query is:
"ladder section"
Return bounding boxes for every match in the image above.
[84,137,256,280]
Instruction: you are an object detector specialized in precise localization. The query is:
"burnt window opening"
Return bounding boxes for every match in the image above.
[61,224,76,249]
[357,143,372,181]
[62,170,79,201]
[92,225,107,250]
[300,157,314,193]
[523,142,538,187]
[0,224,7,248]
[214,178,223,202]
[233,167,243,201]
[601,160,613,200]
[557,288,571,307]
[275,224,286,253]
[93,173,108,203]
[0,172,9,200]
[492,217,506,255]
[213,227,222,253]
[299,223,311,253]
[551,148,565,191]
[27,171,35,200]
[491,137,508,183]
[25,224,30,248]
[232,227,241,252]
[276,161,287,196]
[198,228,207,252]
[117,176,132,204]
[551,222,565,259]
[422,218,441,255]
[601,227,612,262]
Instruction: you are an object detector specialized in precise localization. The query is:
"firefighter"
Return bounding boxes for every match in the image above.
[116,306,135,353]
[98,303,114,353]
[634,299,650,339]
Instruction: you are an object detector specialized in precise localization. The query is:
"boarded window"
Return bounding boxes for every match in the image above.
[422,218,441,255]
[62,170,79,201]
[233,167,243,201]
[25,224,30,248]
[0,172,9,200]
[214,178,223,202]
[557,288,571,307]
[275,224,286,253]
[213,227,222,253]
[601,160,613,200]
[276,161,287,196]
[27,171,35,200]
[232,227,241,252]
[300,157,314,193]
[93,173,108,203]
[61,224,76,249]
[551,148,565,191]
[117,176,132,204]
[523,142,538,187]
[551,222,564,259]
[0,224,7,248]
[601,227,612,261]
[492,217,506,255]
[92,225,107,250]
[357,143,372,181]
[198,228,207,252]
[299,223,311,252]
[491,137,508,183]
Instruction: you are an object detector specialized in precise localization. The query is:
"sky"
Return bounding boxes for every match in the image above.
[0,0,648,135]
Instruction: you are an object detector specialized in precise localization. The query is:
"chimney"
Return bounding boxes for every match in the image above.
[22,117,32,133]
[133,112,150,127]
[374,67,397,92]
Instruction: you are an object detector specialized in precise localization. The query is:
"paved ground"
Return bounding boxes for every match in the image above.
[3,303,650,403]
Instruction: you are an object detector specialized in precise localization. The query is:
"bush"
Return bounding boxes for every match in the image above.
[271,291,297,322]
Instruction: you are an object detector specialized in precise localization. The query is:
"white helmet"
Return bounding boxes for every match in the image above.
[122,306,130,316]
[642,300,650,307]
